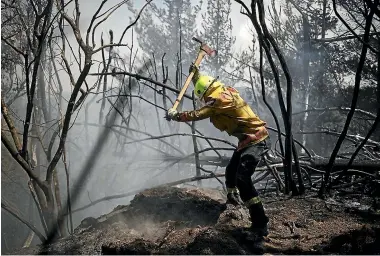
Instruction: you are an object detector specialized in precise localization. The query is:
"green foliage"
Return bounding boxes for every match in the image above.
[199,0,236,77]
[133,0,202,80]
[227,0,378,155]
[133,0,236,84]
[268,0,340,102]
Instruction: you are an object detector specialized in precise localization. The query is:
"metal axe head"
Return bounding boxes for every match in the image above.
[192,37,217,57]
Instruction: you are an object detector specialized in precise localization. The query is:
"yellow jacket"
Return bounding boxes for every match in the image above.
[177,83,269,150]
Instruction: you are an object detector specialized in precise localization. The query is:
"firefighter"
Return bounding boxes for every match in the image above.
[166,65,270,237]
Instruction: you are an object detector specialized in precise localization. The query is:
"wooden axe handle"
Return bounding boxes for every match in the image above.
[172,50,207,111]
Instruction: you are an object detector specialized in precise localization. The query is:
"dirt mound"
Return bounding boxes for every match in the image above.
[9,186,380,255]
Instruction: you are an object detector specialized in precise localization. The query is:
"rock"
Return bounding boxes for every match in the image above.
[79,217,98,228]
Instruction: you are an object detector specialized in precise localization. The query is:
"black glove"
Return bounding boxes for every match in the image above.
[188,62,199,74]
[226,187,242,206]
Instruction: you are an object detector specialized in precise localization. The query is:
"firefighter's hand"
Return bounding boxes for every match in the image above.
[226,188,242,206]
[166,108,179,121]
[188,63,199,74]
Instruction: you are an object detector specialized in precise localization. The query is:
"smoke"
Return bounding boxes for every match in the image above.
[45,58,235,244]
[5,1,378,252]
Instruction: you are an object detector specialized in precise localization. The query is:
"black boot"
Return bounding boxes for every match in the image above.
[248,202,269,237]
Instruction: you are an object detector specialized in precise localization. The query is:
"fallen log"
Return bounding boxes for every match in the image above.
[162,156,380,173]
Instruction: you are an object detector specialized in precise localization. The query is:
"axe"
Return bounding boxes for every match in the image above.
[171,37,217,111]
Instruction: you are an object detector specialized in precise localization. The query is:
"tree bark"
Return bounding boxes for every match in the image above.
[331,34,380,186]
[1,97,22,151]
[53,170,67,237]
[256,0,300,194]
[191,92,202,186]
[320,4,376,196]
[1,201,46,243]
[45,60,92,182]
[300,16,311,150]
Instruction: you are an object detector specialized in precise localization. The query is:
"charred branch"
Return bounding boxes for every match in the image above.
[166,155,380,174]
[89,71,193,100]
[1,97,22,151]
[320,5,376,196]
[293,107,376,120]
[1,200,46,243]
[258,46,284,156]
[123,133,237,148]
[331,0,379,54]
[1,132,46,190]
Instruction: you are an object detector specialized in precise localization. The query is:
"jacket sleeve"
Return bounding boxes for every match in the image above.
[177,106,215,122]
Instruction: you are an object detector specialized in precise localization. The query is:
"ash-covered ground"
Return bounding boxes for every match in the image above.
[10,186,380,255]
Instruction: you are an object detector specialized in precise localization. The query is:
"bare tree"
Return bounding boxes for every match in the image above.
[320,0,379,196]
[1,0,151,242]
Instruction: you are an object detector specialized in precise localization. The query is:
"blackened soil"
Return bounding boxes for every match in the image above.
[10,187,380,255]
